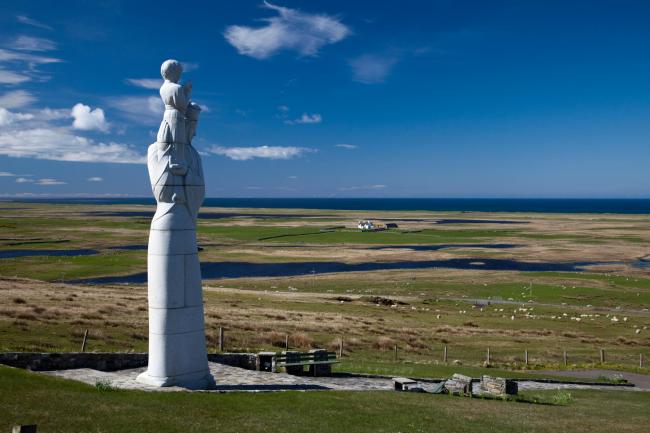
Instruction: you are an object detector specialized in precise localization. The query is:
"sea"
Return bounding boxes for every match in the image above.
[5,198,650,214]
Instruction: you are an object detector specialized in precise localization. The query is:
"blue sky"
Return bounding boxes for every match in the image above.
[1,0,650,198]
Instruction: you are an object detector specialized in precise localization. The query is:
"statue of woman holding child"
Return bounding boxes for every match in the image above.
[137,59,214,389]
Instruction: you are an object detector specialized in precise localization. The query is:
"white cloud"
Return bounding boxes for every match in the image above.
[0,107,34,125]
[209,145,314,161]
[285,113,322,125]
[15,177,33,183]
[0,39,61,85]
[37,107,70,121]
[0,48,62,65]
[0,127,144,164]
[0,90,36,108]
[0,171,17,176]
[36,178,65,186]
[350,54,397,84]
[71,103,109,132]
[339,184,387,191]
[16,15,53,31]
[125,78,161,90]
[10,36,57,52]
[277,105,290,112]
[0,68,31,84]
[288,175,298,179]
[224,1,350,59]
[182,62,199,72]
[87,177,103,182]
[107,95,163,124]
[335,143,357,149]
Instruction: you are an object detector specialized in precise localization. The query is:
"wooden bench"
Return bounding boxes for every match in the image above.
[260,349,338,376]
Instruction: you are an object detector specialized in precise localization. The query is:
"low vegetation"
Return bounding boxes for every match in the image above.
[2,366,649,433]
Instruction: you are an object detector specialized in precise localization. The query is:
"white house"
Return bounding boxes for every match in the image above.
[358,220,376,231]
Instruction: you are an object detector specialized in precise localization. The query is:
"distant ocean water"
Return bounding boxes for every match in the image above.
[6,198,650,214]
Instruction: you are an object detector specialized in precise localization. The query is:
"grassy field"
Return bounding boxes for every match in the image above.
[2,365,649,433]
[0,202,649,370]
[1,202,650,431]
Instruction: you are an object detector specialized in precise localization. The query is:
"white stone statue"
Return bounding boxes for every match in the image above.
[136,59,214,389]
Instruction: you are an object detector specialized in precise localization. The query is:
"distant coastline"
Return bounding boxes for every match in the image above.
[4,197,650,214]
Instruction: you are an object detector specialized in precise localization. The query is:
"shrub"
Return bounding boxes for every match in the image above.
[375,336,396,351]
[551,391,573,405]
[95,379,116,392]
[289,332,314,349]
[12,297,27,304]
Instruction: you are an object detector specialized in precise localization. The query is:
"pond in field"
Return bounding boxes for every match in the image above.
[86,211,333,220]
[74,257,608,285]
[0,249,99,259]
[107,245,148,251]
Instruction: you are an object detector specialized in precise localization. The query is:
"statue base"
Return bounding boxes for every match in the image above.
[136,369,215,390]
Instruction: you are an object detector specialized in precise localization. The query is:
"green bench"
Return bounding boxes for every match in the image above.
[257,349,338,376]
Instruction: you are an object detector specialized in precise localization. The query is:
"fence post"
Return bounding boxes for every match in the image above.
[339,339,343,358]
[443,345,448,363]
[394,345,398,361]
[285,334,289,350]
[525,349,528,366]
[218,327,224,352]
[486,347,490,366]
[563,350,567,367]
[80,329,88,352]
[600,348,605,364]
[640,353,644,368]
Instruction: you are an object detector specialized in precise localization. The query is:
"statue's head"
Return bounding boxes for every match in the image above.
[160,59,183,83]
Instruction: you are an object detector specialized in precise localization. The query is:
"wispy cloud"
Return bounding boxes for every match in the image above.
[71,103,109,132]
[0,90,36,108]
[0,48,62,65]
[16,15,53,31]
[0,171,17,177]
[15,177,33,183]
[339,184,386,191]
[209,145,314,161]
[107,95,162,124]
[182,62,200,72]
[124,78,161,90]
[335,143,357,149]
[350,54,398,84]
[0,40,62,84]
[10,35,57,52]
[87,177,103,182]
[36,178,65,186]
[0,69,31,84]
[224,1,350,59]
[285,113,322,125]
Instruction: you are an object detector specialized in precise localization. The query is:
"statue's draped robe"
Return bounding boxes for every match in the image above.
[138,139,211,389]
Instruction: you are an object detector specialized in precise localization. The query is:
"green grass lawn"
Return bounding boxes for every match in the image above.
[1,365,649,433]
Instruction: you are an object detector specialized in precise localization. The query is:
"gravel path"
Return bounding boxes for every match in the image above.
[540,369,650,390]
[39,363,645,393]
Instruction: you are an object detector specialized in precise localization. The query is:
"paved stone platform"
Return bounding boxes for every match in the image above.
[39,362,644,393]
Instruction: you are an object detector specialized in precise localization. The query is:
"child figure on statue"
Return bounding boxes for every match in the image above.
[157,59,192,176]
